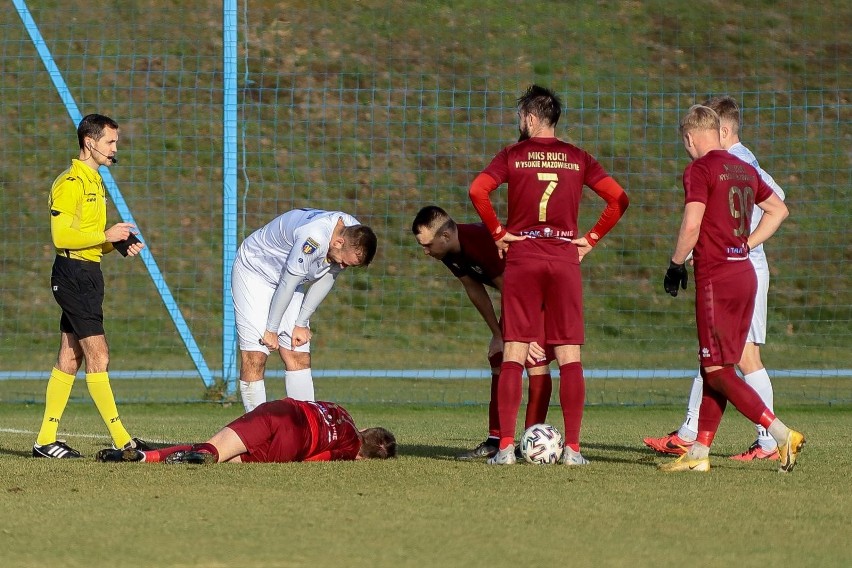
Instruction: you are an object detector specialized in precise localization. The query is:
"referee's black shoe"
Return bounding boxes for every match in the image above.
[33,440,82,459]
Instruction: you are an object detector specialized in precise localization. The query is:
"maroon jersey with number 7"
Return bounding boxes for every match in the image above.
[481,137,608,260]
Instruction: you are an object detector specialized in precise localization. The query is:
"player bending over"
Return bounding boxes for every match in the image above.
[412,205,554,460]
[233,208,377,411]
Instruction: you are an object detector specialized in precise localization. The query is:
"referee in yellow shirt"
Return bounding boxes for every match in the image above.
[33,114,149,458]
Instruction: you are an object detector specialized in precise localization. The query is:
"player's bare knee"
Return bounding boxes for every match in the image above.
[85,356,109,374]
[55,349,83,374]
[54,359,80,376]
[78,335,110,370]
[554,344,582,366]
[280,349,310,371]
[81,350,109,373]
[738,343,763,375]
[240,350,268,381]
[55,333,84,373]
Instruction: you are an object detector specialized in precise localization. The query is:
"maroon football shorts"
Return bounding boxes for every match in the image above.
[227,399,305,463]
[694,265,757,367]
[495,316,553,367]
[501,252,584,345]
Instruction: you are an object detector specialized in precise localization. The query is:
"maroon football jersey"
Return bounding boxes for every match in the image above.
[683,150,774,279]
[298,399,362,461]
[232,398,361,463]
[441,223,505,287]
[482,137,609,242]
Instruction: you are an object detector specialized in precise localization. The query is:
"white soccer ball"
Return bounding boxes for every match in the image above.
[520,423,564,464]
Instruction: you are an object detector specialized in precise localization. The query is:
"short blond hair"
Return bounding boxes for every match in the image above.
[679,104,720,136]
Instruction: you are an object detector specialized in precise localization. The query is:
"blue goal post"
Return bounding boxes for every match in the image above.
[12,0,216,388]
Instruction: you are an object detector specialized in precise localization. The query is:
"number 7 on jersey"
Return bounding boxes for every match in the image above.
[538,173,559,222]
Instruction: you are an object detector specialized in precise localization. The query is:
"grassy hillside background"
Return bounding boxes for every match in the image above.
[0,1,849,399]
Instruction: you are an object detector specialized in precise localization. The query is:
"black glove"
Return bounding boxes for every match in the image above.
[664,260,688,296]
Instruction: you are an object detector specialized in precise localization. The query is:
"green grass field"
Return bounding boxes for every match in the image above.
[1,3,849,565]
[1,399,850,568]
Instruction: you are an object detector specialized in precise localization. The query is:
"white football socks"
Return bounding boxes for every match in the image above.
[677,373,702,442]
[239,379,267,412]
[767,418,790,446]
[285,368,315,401]
[743,368,777,450]
[687,442,710,460]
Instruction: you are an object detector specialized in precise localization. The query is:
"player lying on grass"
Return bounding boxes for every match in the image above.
[95,398,396,464]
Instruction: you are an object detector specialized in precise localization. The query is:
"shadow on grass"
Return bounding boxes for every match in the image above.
[0,441,180,460]
[0,445,34,458]
[567,441,662,466]
[401,443,474,460]
[401,440,663,467]
[581,442,760,470]
[584,441,643,454]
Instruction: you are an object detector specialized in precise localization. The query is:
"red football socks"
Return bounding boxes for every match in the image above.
[558,362,585,446]
[141,444,194,463]
[497,361,524,447]
[525,372,552,428]
[704,366,774,426]
[488,352,503,438]
[696,431,716,447]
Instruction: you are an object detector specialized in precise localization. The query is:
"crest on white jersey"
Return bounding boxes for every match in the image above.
[302,237,320,255]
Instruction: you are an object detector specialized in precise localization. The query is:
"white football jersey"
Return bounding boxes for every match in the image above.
[236,208,359,286]
[728,142,785,258]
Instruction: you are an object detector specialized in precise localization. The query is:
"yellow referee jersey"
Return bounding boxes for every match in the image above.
[49,159,113,262]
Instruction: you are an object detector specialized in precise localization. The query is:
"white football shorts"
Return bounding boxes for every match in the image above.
[748,254,769,345]
[231,260,311,354]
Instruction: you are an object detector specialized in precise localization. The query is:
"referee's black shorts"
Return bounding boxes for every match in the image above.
[51,255,105,339]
